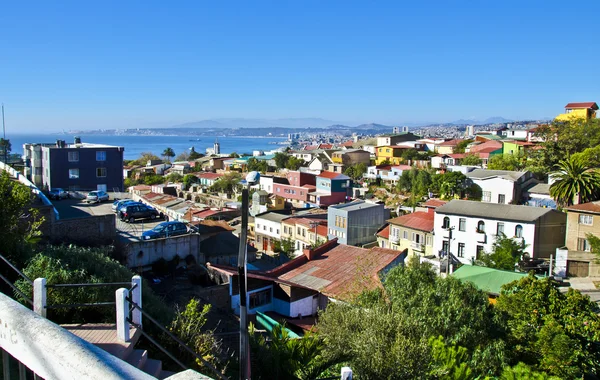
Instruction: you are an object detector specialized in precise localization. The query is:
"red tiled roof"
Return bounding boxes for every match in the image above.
[439,139,464,146]
[278,244,403,299]
[318,171,343,179]
[341,140,355,147]
[423,199,447,208]
[469,140,502,153]
[377,225,390,239]
[303,145,318,150]
[319,143,333,149]
[387,211,434,232]
[447,153,466,159]
[392,165,412,170]
[564,201,600,214]
[565,102,598,110]
[316,225,328,238]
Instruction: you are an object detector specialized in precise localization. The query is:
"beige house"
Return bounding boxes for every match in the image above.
[281,216,328,256]
[555,202,600,277]
[381,211,435,258]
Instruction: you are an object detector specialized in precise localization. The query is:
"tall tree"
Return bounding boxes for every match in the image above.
[477,234,528,270]
[0,138,11,160]
[162,147,176,162]
[344,162,367,181]
[274,152,290,169]
[549,155,600,207]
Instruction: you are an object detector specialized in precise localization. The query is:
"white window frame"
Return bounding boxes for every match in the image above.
[68,151,79,162]
[68,168,79,179]
[579,215,593,226]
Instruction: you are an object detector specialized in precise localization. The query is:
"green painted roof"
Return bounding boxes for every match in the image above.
[452,265,533,295]
[256,311,300,338]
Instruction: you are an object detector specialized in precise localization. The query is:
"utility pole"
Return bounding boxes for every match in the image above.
[2,103,6,164]
[445,227,454,275]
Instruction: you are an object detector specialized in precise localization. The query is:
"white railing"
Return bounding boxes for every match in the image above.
[410,242,424,251]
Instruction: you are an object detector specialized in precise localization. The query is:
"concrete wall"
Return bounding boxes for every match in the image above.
[125,233,202,268]
[49,214,117,246]
[565,210,599,251]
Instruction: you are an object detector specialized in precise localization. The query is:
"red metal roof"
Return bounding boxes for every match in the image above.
[278,244,403,300]
[469,140,502,153]
[303,145,318,150]
[423,199,447,208]
[387,211,434,232]
[392,165,412,170]
[319,143,333,149]
[318,171,343,179]
[439,139,464,146]
[565,102,598,110]
[564,201,600,214]
[377,225,390,239]
[196,172,223,180]
[341,140,355,147]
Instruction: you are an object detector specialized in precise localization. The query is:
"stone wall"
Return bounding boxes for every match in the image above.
[125,233,203,269]
[49,214,117,246]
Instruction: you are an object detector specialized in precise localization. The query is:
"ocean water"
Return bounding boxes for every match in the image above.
[8,133,287,160]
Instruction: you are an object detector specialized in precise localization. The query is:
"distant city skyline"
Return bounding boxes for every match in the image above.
[1,1,598,132]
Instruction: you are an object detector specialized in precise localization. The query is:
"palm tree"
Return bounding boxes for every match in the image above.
[550,156,600,207]
[162,147,175,163]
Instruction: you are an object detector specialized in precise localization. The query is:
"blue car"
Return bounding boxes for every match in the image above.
[141,221,189,240]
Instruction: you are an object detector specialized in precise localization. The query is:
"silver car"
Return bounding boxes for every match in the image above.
[86,190,109,203]
[112,199,136,212]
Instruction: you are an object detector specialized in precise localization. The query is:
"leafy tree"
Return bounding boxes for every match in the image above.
[247,157,269,173]
[496,274,600,378]
[274,152,290,169]
[210,172,241,194]
[500,363,561,380]
[273,237,296,259]
[249,323,339,380]
[549,155,600,207]
[230,152,240,158]
[433,171,468,200]
[428,336,473,380]
[317,258,508,379]
[183,174,199,190]
[0,171,43,264]
[343,162,367,181]
[461,153,482,166]
[572,145,600,168]
[285,156,306,170]
[132,151,161,166]
[141,174,165,185]
[166,299,224,376]
[487,153,527,171]
[188,147,203,160]
[124,177,140,188]
[477,234,528,270]
[455,139,473,154]
[175,151,190,162]
[586,233,600,262]
[401,148,420,161]
[166,173,183,183]
[162,147,176,163]
[0,137,11,158]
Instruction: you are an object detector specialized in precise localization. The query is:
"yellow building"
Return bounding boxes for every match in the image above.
[378,211,435,258]
[375,146,407,165]
[555,102,598,121]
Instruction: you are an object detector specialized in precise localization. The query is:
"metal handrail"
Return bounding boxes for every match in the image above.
[45,301,115,309]
[46,282,132,288]
[0,253,33,285]
[128,320,188,371]
[126,297,228,380]
[0,272,33,306]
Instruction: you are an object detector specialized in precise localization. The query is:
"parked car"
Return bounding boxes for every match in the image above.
[112,199,137,213]
[120,204,162,223]
[141,221,189,240]
[86,190,109,203]
[48,188,69,200]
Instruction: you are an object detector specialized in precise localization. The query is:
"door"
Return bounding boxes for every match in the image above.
[97,184,107,192]
[567,260,590,277]
[262,238,268,252]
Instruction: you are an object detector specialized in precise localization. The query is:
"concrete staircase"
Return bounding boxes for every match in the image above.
[62,323,176,379]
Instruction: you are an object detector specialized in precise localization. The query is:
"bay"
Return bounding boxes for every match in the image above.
[8,133,288,160]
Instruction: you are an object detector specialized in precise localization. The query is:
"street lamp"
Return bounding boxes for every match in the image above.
[237,171,259,380]
[443,226,455,275]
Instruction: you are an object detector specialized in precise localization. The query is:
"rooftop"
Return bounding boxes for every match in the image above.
[387,211,434,232]
[527,183,550,195]
[466,169,528,181]
[328,200,382,212]
[435,200,557,222]
[452,265,533,296]
[565,102,598,110]
[564,201,600,215]
[377,224,390,239]
[317,171,350,180]
[255,211,293,223]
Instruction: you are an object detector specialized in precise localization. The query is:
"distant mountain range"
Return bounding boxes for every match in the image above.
[449,116,515,125]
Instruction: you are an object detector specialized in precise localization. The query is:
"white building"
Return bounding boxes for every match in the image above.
[433,200,567,264]
[254,211,288,253]
[500,129,528,140]
[466,169,537,205]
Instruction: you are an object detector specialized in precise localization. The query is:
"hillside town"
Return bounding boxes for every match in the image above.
[1,102,600,379]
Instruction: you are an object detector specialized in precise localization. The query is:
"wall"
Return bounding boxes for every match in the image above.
[565,211,599,251]
[471,177,516,204]
[49,214,117,246]
[533,211,567,259]
[290,295,317,318]
[125,233,202,268]
[273,183,310,201]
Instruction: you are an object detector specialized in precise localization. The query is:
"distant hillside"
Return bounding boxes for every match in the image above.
[450,116,514,125]
[171,118,341,129]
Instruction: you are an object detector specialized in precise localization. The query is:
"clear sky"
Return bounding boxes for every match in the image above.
[1,1,598,132]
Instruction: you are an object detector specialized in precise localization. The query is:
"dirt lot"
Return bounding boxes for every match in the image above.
[50,196,166,242]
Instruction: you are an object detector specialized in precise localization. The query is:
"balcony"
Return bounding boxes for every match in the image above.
[475,229,487,243]
[389,235,399,244]
[411,242,424,252]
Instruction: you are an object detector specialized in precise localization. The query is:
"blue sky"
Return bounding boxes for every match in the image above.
[1,1,598,132]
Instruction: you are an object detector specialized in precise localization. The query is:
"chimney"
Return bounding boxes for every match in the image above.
[303,238,338,261]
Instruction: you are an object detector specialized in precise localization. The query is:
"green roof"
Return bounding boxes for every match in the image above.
[452,265,533,295]
[256,311,300,338]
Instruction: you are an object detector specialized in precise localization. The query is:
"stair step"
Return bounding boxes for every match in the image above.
[142,358,163,377]
[159,370,176,379]
[125,349,148,369]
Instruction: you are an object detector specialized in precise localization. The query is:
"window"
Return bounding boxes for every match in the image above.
[68,151,79,162]
[263,225,266,231]
[276,229,279,235]
[498,194,506,204]
[403,230,408,239]
[515,225,523,238]
[459,218,466,232]
[578,238,591,252]
[69,168,79,179]
[579,215,593,226]
[477,221,485,233]
[442,240,449,254]
[497,222,505,236]
[476,245,484,260]
[269,227,272,233]
[302,229,306,237]
[442,217,450,229]
[297,227,301,234]
[249,289,271,309]
[482,191,491,202]
[457,243,465,258]
[96,168,107,177]
[256,223,260,229]
[426,235,433,246]
[96,151,106,161]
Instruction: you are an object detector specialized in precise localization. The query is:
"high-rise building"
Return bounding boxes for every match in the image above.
[213,138,221,155]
